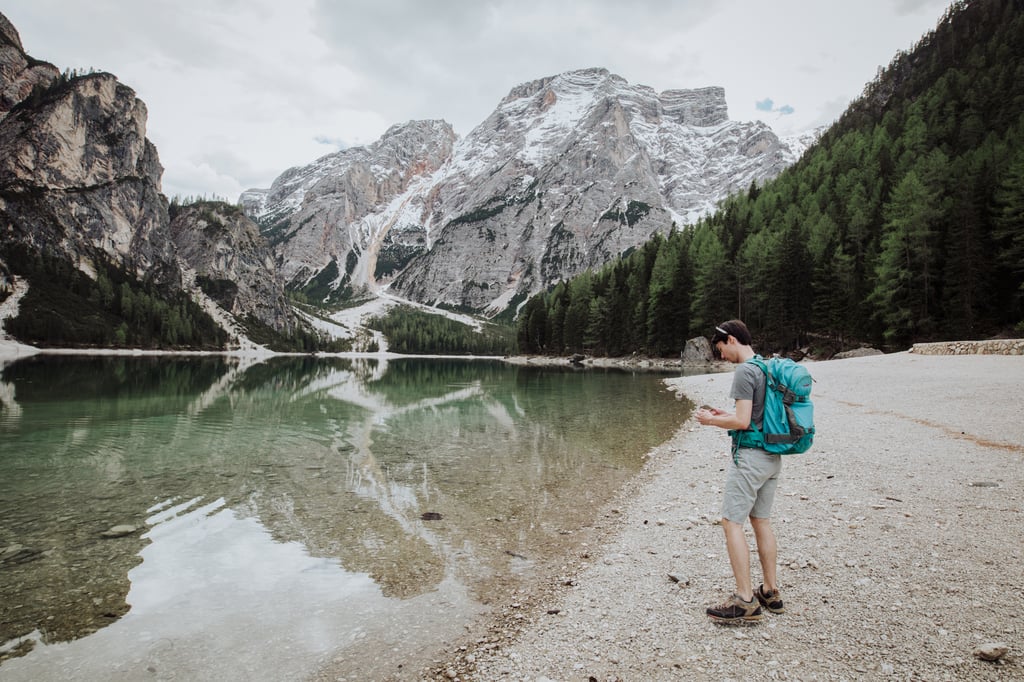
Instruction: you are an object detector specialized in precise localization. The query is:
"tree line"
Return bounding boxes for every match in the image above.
[517,0,1024,356]
[2,244,228,349]
[367,305,516,355]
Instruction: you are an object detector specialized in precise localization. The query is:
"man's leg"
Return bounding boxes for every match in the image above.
[722,518,753,601]
[750,516,777,592]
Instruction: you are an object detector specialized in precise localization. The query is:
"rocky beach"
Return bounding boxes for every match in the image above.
[437,351,1024,681]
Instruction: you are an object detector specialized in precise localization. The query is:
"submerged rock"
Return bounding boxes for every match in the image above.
[100,525,138,538]
[0,544,43,564]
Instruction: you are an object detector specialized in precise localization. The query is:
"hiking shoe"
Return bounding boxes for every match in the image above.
[755,584,785,614]
[706,593,763,624]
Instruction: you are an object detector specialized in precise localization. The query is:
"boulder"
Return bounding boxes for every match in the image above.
[682,336,713,363]
[832,347,884,360]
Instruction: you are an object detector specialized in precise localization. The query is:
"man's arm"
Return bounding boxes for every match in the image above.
[695,399,753,431]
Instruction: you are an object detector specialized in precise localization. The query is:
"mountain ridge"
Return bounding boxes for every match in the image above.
[0,10,304,350]
[0,7,818,352]
[241,67,819,316]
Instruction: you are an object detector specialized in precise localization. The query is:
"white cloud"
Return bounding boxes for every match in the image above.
[2,0,953,201]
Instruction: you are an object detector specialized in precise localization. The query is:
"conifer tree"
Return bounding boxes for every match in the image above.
[688,223,731,336]
[646,237,682,355]
[871,170,941,345]
[992,144,1024,321]
[563,273,593,352]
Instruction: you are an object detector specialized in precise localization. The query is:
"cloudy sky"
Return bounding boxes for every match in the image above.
[5,0,952,202]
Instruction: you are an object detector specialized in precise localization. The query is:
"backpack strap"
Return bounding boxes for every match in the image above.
[728,356,768,461]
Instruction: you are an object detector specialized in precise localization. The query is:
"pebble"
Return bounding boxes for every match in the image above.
[973,642,1009,661]
[667,572,690,585]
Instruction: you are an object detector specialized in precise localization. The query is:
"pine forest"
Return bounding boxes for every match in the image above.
[516,0,1024,356]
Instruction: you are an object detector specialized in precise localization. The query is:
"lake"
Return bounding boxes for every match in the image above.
[0,354,694,680]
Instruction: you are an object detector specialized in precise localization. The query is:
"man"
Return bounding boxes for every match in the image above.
[695,319,785,624]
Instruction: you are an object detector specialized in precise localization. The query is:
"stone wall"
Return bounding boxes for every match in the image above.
[910,339,1024,355]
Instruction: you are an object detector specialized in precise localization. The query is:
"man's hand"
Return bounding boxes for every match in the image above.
[695,407,726,425]
[696,400,752,431]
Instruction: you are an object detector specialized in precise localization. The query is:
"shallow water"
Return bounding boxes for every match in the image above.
[0,355,693,680]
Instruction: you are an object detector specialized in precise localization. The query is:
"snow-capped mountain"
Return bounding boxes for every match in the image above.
[242,68,819,315]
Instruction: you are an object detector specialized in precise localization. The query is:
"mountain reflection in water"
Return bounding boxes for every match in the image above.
[0,355,692,680]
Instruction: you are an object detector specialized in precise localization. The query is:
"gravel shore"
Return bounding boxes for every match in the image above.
[451,352,1024,681]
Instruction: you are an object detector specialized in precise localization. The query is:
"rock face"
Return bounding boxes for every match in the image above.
[266,120,456,300]
[0,9,176,290]
[0,14,60,117]
[169,202,295,332]
[0,11,298,340]
[0,65,178,285]
[244,68,817,315]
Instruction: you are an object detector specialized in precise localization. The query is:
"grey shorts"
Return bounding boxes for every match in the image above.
[721,447,783,523]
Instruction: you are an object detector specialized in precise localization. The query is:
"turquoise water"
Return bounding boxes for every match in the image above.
[0,355,693,679]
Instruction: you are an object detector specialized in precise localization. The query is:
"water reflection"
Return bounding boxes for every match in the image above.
[0,355,691,679]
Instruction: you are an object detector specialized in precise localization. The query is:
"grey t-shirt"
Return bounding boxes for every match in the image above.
[729,361,766,431]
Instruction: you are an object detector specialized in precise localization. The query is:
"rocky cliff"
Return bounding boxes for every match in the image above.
[0,54,177,285]
[244,68,817,315]
[0,13,59,117]
[169,202,295,333]
[248,120,456,304]
[0,11,299,346]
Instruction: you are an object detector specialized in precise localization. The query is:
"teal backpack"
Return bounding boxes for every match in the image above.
[729,355,815,456]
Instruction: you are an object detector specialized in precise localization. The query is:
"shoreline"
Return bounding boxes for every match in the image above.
[4,341,1023,679]
[4,336,1019,367]
[0,340,727,375]
[433,352,1024,681]
[0,340,496,365]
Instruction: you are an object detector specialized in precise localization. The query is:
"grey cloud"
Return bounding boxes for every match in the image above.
[892,0,946,15]
[809,95,851,130]
[308,0,713,133]
[8,0,235,75]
